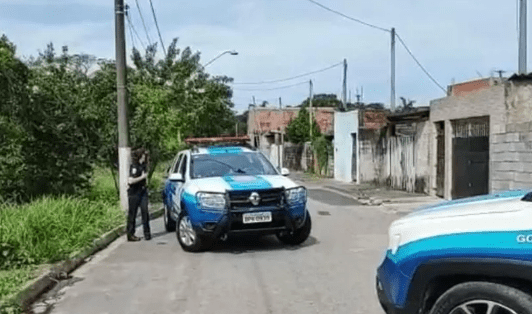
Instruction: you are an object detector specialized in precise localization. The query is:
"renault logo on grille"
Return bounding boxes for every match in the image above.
[249,192,261,206]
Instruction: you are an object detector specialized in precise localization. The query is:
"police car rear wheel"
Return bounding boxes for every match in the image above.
[276,211,311,245]
[429,282,532,314]
[164,204,176,232]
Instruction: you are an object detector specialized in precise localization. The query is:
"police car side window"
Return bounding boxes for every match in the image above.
[179,155,187,178]
[172,154,183,173]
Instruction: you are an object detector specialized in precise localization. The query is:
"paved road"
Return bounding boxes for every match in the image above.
[37,189,400,314]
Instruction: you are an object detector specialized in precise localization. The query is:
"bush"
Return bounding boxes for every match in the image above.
[0,197,123,270]
[86,167,119,205]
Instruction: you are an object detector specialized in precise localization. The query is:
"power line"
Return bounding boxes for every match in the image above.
[395,33,446,93]
[232,62,342,85]
[134,0,152,45]
[304,0,390,33]
[233,81,308,91]
[126,15,137,49]
[125,6,146,51]
[148,0,166,57]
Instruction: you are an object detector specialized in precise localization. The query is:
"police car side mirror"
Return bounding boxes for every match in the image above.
[281,168,290,176]
[169,173,184,182]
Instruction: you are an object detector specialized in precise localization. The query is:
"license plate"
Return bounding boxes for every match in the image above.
[242,212,272,224]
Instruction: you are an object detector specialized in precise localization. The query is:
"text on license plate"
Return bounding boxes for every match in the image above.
[242,212,272,224]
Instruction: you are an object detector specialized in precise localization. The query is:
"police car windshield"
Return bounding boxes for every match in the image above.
[190,152,278,179]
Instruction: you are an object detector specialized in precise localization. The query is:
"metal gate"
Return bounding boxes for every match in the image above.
[452,117,489,199]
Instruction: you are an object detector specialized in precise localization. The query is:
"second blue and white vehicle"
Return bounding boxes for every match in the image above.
[162,144,311,252]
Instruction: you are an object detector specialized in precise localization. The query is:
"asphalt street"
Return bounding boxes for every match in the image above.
[34,188,402,314]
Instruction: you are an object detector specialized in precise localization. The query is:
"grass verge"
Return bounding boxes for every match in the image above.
[0,168,124,311]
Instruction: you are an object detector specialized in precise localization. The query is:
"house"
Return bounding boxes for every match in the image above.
[247,106,335,169]
[334,108,388,183]
[429,75,532,199]
[357,107,431,193]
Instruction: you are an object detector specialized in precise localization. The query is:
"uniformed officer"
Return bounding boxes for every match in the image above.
[127,148,152,241]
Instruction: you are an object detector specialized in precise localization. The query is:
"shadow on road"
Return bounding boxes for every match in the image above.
[208,235,319,254]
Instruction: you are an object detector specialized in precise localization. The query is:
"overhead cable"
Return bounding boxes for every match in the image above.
[134,0,152,45]
[125,7,146,51]
[233,81,308,91]
[232,62,342,85]
[395,33,446,93]
[148,0,166,57]
[304,0,390,33]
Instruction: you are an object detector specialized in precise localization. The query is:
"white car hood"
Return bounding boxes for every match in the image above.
[187,175,299,194]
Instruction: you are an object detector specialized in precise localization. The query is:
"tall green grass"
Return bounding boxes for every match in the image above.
[0,197,123,269]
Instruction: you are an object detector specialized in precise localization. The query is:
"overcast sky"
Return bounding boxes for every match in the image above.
[0,0,524,113]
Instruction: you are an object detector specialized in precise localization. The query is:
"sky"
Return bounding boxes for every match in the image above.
[0,0,524,114]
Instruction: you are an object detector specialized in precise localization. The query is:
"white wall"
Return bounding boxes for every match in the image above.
[334,110,359,183]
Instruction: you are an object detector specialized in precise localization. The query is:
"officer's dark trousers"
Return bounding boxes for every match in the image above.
[127,188,151,236]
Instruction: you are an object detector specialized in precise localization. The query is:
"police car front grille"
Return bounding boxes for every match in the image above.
[228,188,284,210]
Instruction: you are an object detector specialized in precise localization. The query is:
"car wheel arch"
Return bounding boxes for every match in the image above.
[406,259,532,314]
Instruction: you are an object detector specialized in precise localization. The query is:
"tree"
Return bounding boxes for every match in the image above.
[285,107,321,144]
[299,93,342,108]
[0,35,29,201]
[396,97,416,113]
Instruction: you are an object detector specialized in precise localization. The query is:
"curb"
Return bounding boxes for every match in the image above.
[6,206,164,311]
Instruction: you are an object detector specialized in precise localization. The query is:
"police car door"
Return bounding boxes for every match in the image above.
[166,153,183,218]
[173,153,188,215]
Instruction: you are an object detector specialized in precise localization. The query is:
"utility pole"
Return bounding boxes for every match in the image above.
[279,97,282,109]
[309,80,313,140]
[391,27,396,111]
[342,58,348,110]
[115,0,130,212]
[253,95,256,106]
[519,0,527,74]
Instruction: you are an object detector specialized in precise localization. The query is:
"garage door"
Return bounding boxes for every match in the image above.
[452,117,489,199]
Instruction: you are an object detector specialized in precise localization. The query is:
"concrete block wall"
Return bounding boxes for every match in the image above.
[413,121,431,193]
[430,84,506,199]
[491,122,532,191]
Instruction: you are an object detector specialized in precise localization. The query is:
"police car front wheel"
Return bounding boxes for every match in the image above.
[276,212,311,245]
[177,214,209,252]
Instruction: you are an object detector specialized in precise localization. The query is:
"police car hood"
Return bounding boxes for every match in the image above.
[397,190,530,224]
[189,175,299,193]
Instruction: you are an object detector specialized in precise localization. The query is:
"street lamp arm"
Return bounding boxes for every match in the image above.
[203,50,238,67]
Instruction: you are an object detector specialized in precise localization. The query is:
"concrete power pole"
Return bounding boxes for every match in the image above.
[519,0,527,74]
[342,58,347,110]
[391,27,396,111]
[309,80,314,139]
[115,0,130,212]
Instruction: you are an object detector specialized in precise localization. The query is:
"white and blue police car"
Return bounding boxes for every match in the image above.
[376,190,532,314]
[162,144,311,252]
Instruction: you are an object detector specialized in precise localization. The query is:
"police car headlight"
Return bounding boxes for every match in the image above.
[285,187,307,205]
[196,192,226,211]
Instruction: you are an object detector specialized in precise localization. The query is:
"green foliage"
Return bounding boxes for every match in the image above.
[0,265,35,309]
[311,135,333,176]
[285,107,321,144]
[0,117,26,203]
[0,196,123,270]
[0,34,237,202]
[299,93,342,108]
[86,167,119,205]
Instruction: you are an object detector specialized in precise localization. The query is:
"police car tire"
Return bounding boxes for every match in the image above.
[176,213,210,252]
[277,211,311,245]
[164,204,176,232]
[429,281,532,314]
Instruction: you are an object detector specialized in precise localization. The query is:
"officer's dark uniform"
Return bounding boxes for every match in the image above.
[127,161,151,240]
